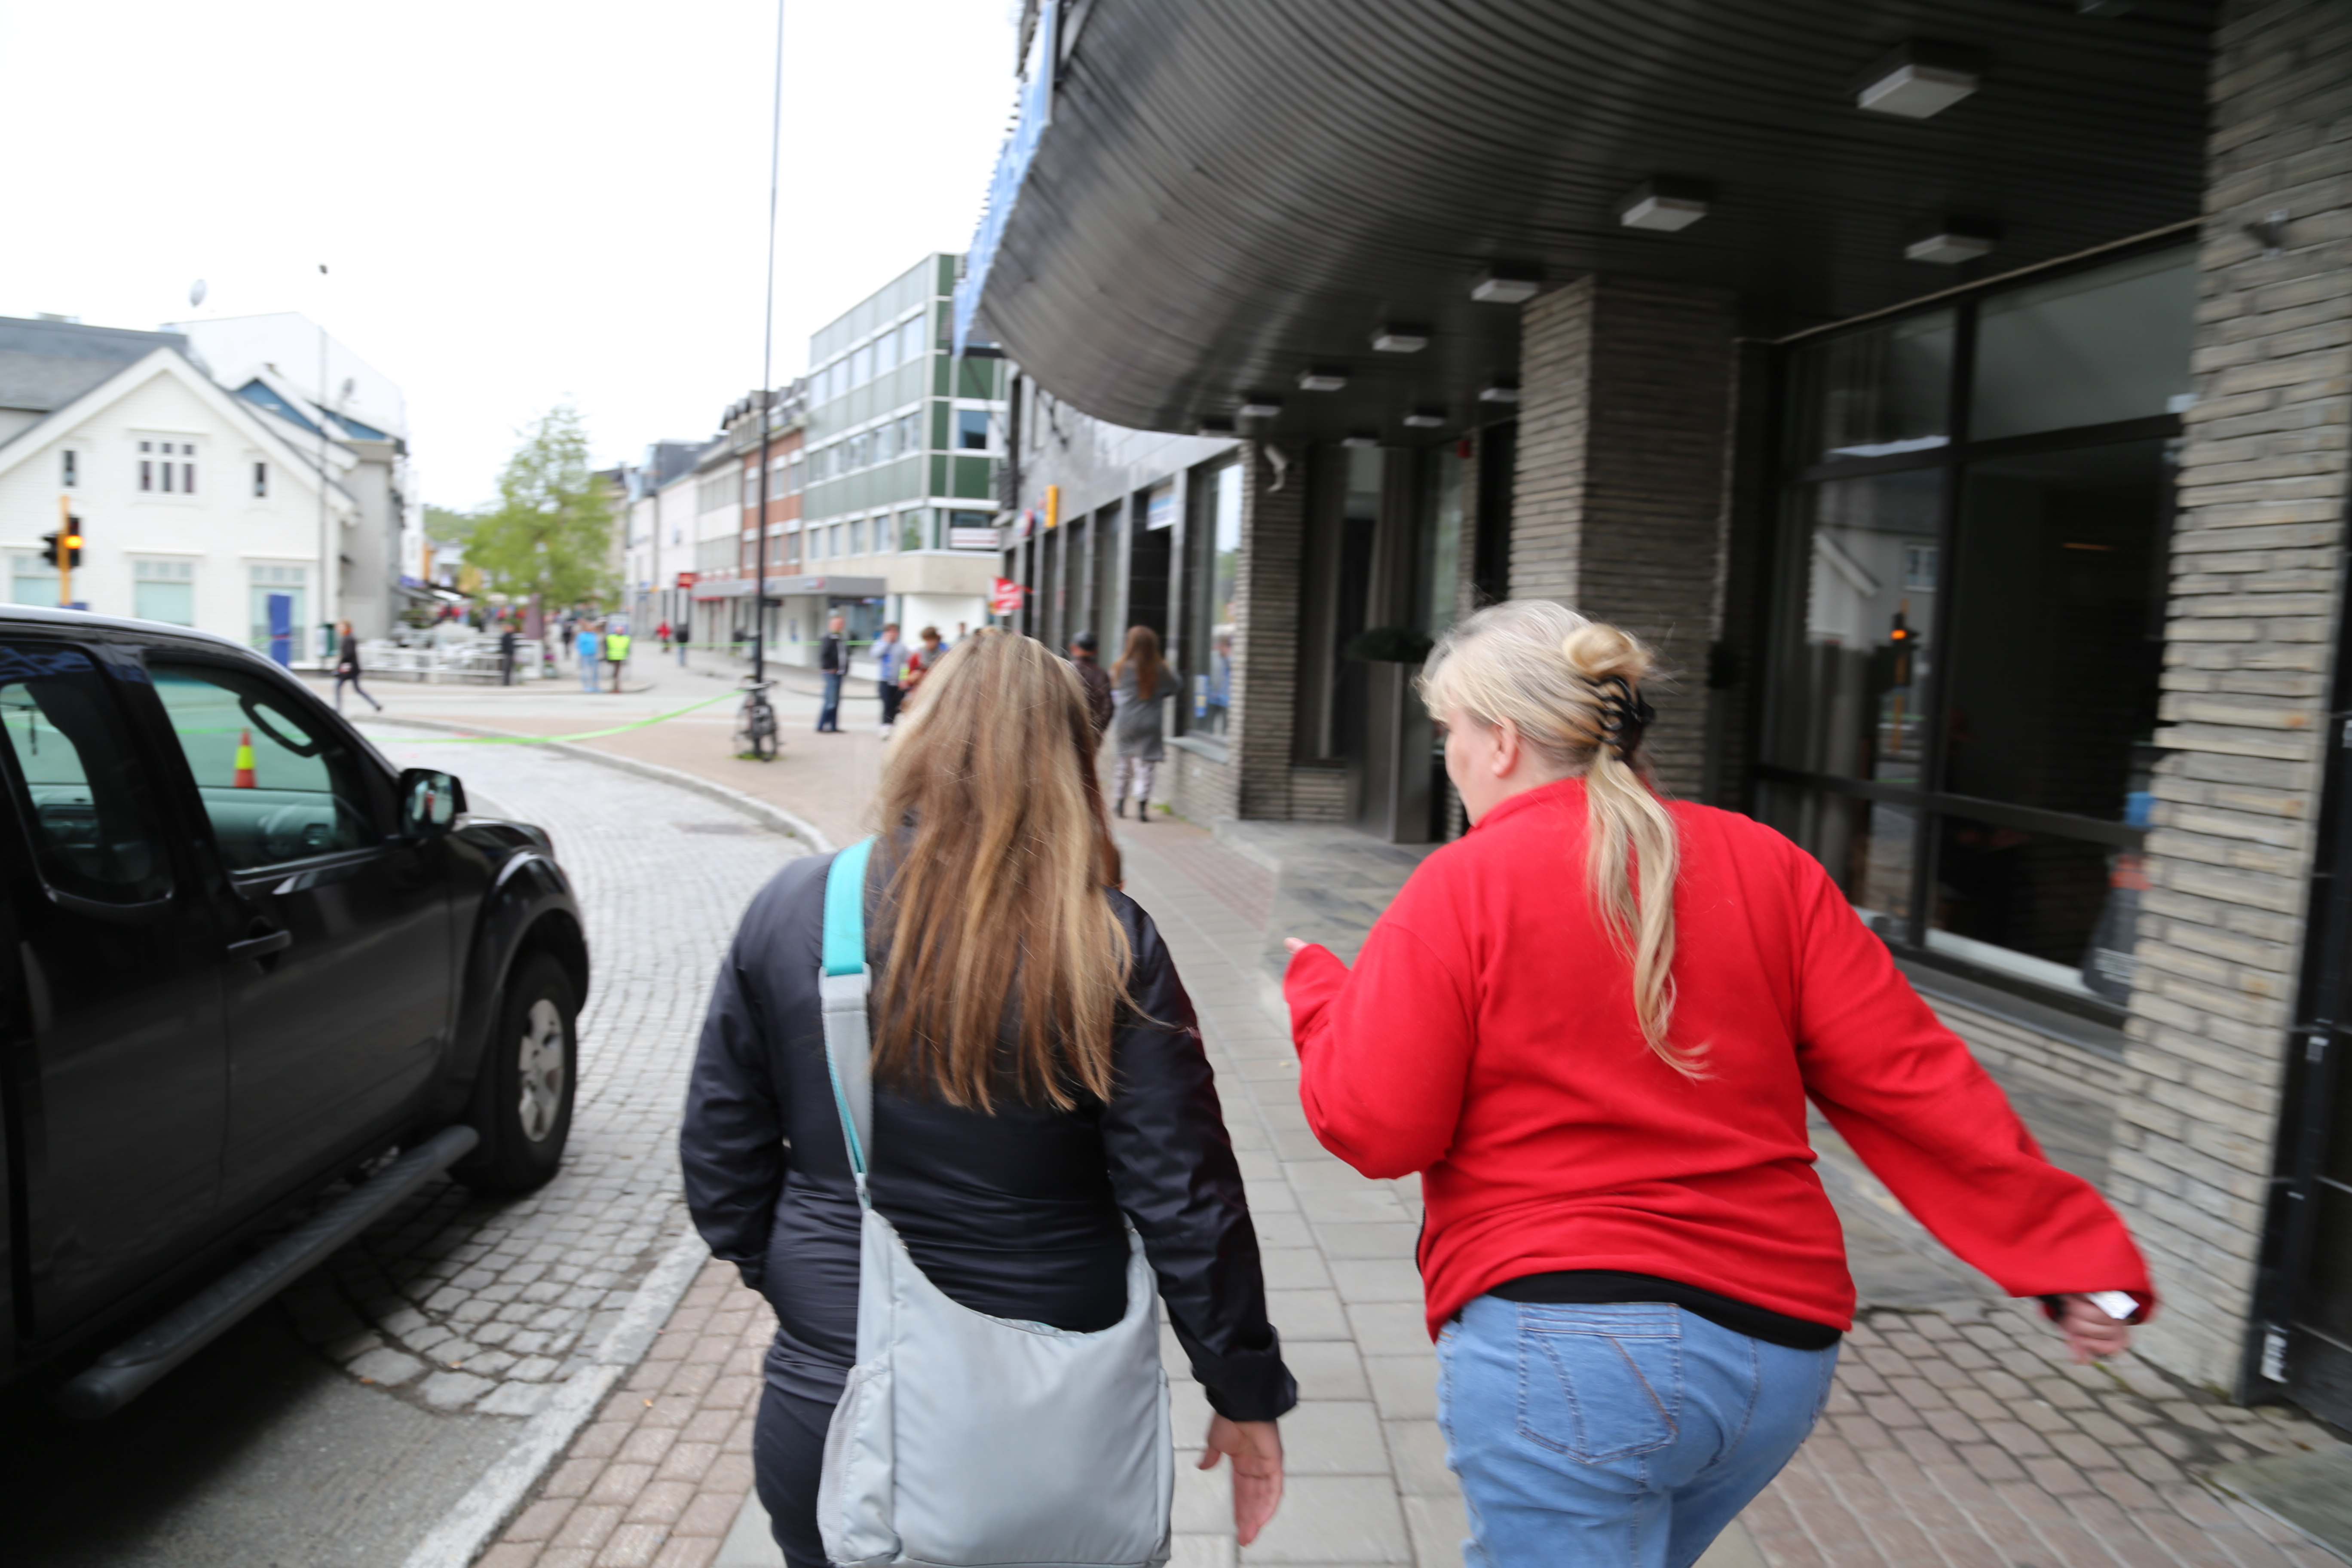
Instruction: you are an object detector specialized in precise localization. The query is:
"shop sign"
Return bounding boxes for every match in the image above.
[950,525,1003,551]
[989,577,1026,615]
[675,571,698,588]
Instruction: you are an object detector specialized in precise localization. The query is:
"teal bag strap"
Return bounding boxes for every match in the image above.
[818,837,876,1203]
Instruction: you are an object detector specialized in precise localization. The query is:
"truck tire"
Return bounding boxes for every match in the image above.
[455,952,578,1194]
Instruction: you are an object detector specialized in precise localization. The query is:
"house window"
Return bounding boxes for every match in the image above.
[134,559,196,626]
[1182,459,1242,739]
[253,462,268,497]
[956,409,990,451]
[61,450,77,488]
[1758,242,2195,1016]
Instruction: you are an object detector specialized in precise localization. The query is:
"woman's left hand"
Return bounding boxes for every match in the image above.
[2053,1293,2135,1364]
[1283,938,1309,956]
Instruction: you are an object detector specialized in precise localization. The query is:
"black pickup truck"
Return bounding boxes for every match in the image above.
[0,609,586,1415]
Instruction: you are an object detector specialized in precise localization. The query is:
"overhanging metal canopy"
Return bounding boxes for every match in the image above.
[970,0,2215,447]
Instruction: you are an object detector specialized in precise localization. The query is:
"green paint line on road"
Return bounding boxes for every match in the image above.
[382,688,741,745]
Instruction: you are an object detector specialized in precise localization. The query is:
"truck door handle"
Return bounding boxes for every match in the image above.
[228,928,293,962]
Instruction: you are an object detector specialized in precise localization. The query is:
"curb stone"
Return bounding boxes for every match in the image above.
[399,1229,712,1568]
[358,715,836,854]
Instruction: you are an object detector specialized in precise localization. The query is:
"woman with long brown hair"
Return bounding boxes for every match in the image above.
[1108,624,1175,819]
[683,629,1292,1566]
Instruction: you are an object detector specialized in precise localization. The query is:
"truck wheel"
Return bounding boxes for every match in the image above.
[455,952,578,1194]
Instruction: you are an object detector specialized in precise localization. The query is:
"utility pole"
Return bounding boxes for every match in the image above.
[751,0,785,686]
[316,270,331,667]
[55,495,77,607]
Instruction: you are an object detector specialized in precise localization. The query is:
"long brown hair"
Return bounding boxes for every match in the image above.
[1112,625,1164,702]
[868,629,1130,1110]
[1419,600,1700,1078]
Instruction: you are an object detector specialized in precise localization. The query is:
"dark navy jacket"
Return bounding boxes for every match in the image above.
[680,850,1296,1421]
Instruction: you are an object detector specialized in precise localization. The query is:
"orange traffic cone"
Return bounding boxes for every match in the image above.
[232,729,257,788]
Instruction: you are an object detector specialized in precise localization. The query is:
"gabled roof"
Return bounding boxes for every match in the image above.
[0,317,198,427]
[0,345,355,519]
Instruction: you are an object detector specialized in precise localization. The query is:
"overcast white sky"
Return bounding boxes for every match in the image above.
[2,0,1020,509]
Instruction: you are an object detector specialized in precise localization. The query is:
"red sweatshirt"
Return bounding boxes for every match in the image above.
[1285,778,2153,1341]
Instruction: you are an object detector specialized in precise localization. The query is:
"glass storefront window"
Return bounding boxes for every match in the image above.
[1420,449,1463,635]
[1763,243,2190,1015]
[1970,248,2197,441]
[1788,309,1953,466]
[1764,468,1941,785]
[1926,816,2119,1003]
[1185,460,1241,738]
[1943,439,2172,821]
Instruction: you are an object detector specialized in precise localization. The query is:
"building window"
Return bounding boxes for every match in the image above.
[851,518,867,555]
[61,450,77,488]
[253,461,268,497]
[134,559,196,626]
[1181,460,1241,739]
[247,564,311,659]
[787,452,804,494]
[1758,242,2195,1016]
[13,554,59,606]
[956,409,991,451]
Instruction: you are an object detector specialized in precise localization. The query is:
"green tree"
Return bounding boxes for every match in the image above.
[464,407,616,609]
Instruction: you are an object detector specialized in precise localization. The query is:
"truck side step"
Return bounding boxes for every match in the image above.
[56,1124,481,1420]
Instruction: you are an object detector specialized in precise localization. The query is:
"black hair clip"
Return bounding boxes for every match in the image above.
[1595,675,1654,756]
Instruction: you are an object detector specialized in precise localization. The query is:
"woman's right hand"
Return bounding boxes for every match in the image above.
[1199,1414,1283,1545]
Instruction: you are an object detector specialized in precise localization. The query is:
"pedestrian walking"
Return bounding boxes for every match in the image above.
[1068,629,1114,739]
[333,619,383,713]
[899,625,943,710]
[498,623,518,686]
[1109,625,1173,820]
[605,625,631,693]
[815,613,846,733]
[683,631,1293,1568]
[677,616,692,667]
[576,620,603,694]
[657,619,672,653]
[1283,599,2152,1568]
[871,621,908,737]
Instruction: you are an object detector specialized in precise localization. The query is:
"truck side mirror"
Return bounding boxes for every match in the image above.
[398,768,467,835]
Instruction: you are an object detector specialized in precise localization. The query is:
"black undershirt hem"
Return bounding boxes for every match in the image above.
[1488,1271,1844,1351]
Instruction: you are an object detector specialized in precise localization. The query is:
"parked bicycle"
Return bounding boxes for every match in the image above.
[735,677,779,761]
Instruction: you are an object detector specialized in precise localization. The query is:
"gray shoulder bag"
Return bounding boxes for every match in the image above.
[815,837,1175,1568]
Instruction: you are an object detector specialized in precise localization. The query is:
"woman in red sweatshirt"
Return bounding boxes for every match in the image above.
[1285,600,2150,1568]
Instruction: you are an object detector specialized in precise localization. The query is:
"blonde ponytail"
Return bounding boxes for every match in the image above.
[1420,602,1703,1078]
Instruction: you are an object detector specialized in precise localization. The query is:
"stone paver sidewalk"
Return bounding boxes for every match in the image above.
[436,671,2352,1568]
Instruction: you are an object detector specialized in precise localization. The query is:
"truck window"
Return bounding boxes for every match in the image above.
[0,644,172,904]
[150,665,374,870]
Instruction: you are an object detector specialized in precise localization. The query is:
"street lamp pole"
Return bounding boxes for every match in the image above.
[751,0,785,687]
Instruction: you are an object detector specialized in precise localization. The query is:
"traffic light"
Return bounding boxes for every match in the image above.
[40,532,59,568]
[62,518,82,569]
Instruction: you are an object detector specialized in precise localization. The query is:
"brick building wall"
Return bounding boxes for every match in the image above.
[1513,276,1740,795]
[2110,0,2352,1392]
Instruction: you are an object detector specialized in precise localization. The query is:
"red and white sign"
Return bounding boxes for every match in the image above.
[675,571,698,588]
[989,577,1027,615]
[949,525,1003,551]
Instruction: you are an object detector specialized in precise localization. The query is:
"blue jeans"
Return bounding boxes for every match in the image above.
[1436,1295,1838,1568]
[817,671,843,731]
[580,660,600,693]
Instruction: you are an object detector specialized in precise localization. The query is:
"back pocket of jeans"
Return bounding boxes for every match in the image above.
[1514,1304,1682,1463]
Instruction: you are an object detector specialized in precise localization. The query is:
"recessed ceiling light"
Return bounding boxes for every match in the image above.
[1478,380,1522,404]
[1196,417,1237,437]
[1471,268,1541,304]
[1371,325,1430,353]
[1403,409,1446,429]
[1904,223,1997,264]
[1856,43,1981,119]
[1618,178,1711,233]
[1237,397,1283,419]
[1297,368,1348,392]
[1340,432,1381,449]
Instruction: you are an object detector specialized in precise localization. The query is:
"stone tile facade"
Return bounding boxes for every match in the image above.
[2112,0,2352,1392]
[1513,276,1740,796]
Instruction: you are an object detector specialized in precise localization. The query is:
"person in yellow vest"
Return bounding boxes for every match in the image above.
[604,626,632,693]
